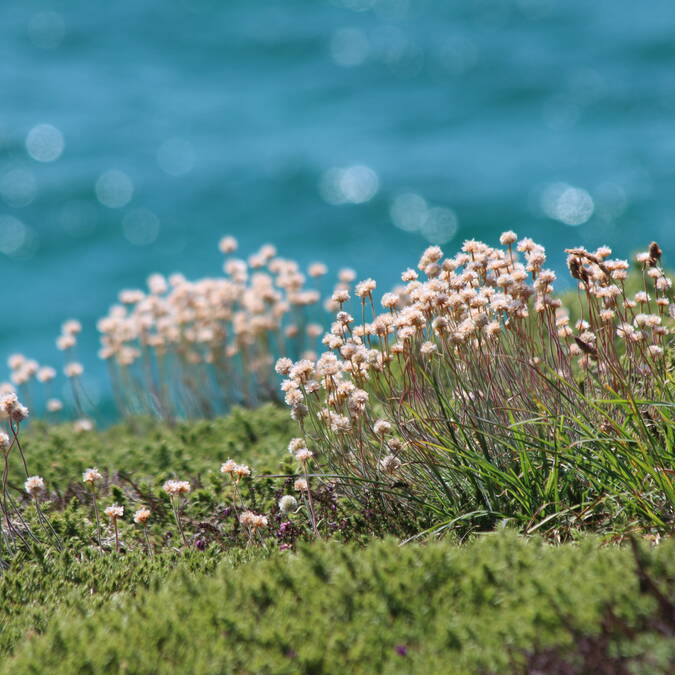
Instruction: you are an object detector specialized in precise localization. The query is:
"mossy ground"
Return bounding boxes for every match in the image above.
[1,533,673,674]
[0,406,673,673]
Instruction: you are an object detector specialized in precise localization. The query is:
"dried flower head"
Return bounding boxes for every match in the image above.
[133,507,151,525]
[373,419,392,437]
[105,504,124,519]
[163,479,191,496]
[73,418,94,433]
[83,467,102,485]
[355,279,376,298]
[220,459,237,475]
[295,448,314,463]
[24,475,45,496]
[379,455,402,475]
[234,464,251,479]
[275,357,293,375]
[46,398,63,412]
[308,262,327,278]
[64,362,84,378]
[219,235,238,254]
[239,510,268,529]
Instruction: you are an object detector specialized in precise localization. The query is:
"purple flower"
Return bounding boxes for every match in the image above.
[395,645,408,657]
[195,538,207,551]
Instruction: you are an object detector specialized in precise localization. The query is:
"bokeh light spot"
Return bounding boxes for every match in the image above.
[331,28,369,67]
[26,124,65,162]
[96,170,134,208]
[420,206,458,244]
[0,215,28,255]
[320,165,379,205]
[541,183,594,226]
[157,138,196,176]
[59,200,99,237]
[122,208,160,246]
[0,169,37,208]
[390,193,428,232]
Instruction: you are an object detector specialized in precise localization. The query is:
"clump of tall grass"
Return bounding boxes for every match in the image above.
[280,235,674,538]
[96,237,352,420]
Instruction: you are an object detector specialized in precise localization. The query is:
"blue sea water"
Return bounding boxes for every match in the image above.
[1,0,674,413]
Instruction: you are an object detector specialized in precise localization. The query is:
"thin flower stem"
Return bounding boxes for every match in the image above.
[113,517,120,553]
[304,470,319,538]
[34,498,63,550]
[91,489,102,549]
[171,497,188,547]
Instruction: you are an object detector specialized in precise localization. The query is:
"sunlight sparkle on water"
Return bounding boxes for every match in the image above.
[331,28,369,67]
[0,215,27,255]
[541,182,594,226]
[0,169,37,208]
[122,208,160,246]
[96,170,134,209]
[157,138,196,177]
[320,165,379,205]
[390,193,458,244]
[26,124,65,163]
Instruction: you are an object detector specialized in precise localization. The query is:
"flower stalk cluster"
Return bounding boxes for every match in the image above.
[278,236,674,532]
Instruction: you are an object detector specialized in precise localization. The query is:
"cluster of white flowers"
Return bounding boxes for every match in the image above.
[0,392,29,423]
[82,467,103,485]
[104,504,124,519]
[277,235,673,481]
[133,507,151,525]
[239,510,268,529]
[93,237,344,418]
[220,459,251,479]
[163,479,191,496]
[24,475,45,496]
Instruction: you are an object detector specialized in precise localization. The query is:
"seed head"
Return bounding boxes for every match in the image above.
[648,241,662,265]
[373,419,392,437]
[379,454,402,475]
[278,495,298,514]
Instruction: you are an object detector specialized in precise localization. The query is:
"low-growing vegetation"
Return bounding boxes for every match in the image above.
[2,533,673,674]
[0,233,672,672]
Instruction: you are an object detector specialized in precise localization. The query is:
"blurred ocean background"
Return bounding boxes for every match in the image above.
[1,0,674,412]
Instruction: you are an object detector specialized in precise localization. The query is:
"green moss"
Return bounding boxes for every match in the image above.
[2,533,673,674]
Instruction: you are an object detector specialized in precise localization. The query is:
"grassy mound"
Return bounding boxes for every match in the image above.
[2,533,673,674]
